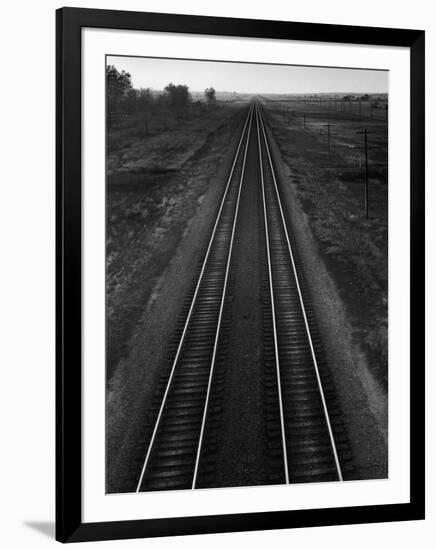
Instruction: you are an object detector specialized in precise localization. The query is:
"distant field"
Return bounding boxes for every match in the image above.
[261,93,388,121]
[107,99,247,163]
[261,94,388,212]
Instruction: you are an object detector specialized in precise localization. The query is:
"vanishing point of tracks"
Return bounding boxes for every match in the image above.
[135,102,351,492]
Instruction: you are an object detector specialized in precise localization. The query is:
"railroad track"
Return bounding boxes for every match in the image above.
[256,103,351,483]
[135,103,254,492]
[135,101,351,492]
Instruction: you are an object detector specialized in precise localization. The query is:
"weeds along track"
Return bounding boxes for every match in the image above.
[135,104,254,492]
[256,103,353,484]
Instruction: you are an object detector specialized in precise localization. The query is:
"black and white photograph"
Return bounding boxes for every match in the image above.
[105,56,389,494]
[0,0,429,546]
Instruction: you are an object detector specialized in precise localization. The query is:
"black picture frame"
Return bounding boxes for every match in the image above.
[56,6,425,543]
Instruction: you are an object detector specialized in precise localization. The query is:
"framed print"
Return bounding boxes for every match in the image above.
[56,7,425,543]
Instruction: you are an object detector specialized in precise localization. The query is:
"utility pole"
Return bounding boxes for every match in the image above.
[303,113,306,129]
[357,129,370,220]
[364,128,369,219]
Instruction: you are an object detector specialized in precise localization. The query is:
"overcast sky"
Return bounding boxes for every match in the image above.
[108,55,388,95]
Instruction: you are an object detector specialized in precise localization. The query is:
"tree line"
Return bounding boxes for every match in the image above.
[106,65,216,116]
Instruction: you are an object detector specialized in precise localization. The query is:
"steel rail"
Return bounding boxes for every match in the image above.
[257,103,344,482]
[136,103,254,492]
[255,104,290,484]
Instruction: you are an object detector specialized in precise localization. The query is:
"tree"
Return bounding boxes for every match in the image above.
[106,65,132,113]
[164,83,191,111]
[137,88,155,136]
[204,87,216,104]
[124,88,138,115]
[136,88,154,112]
